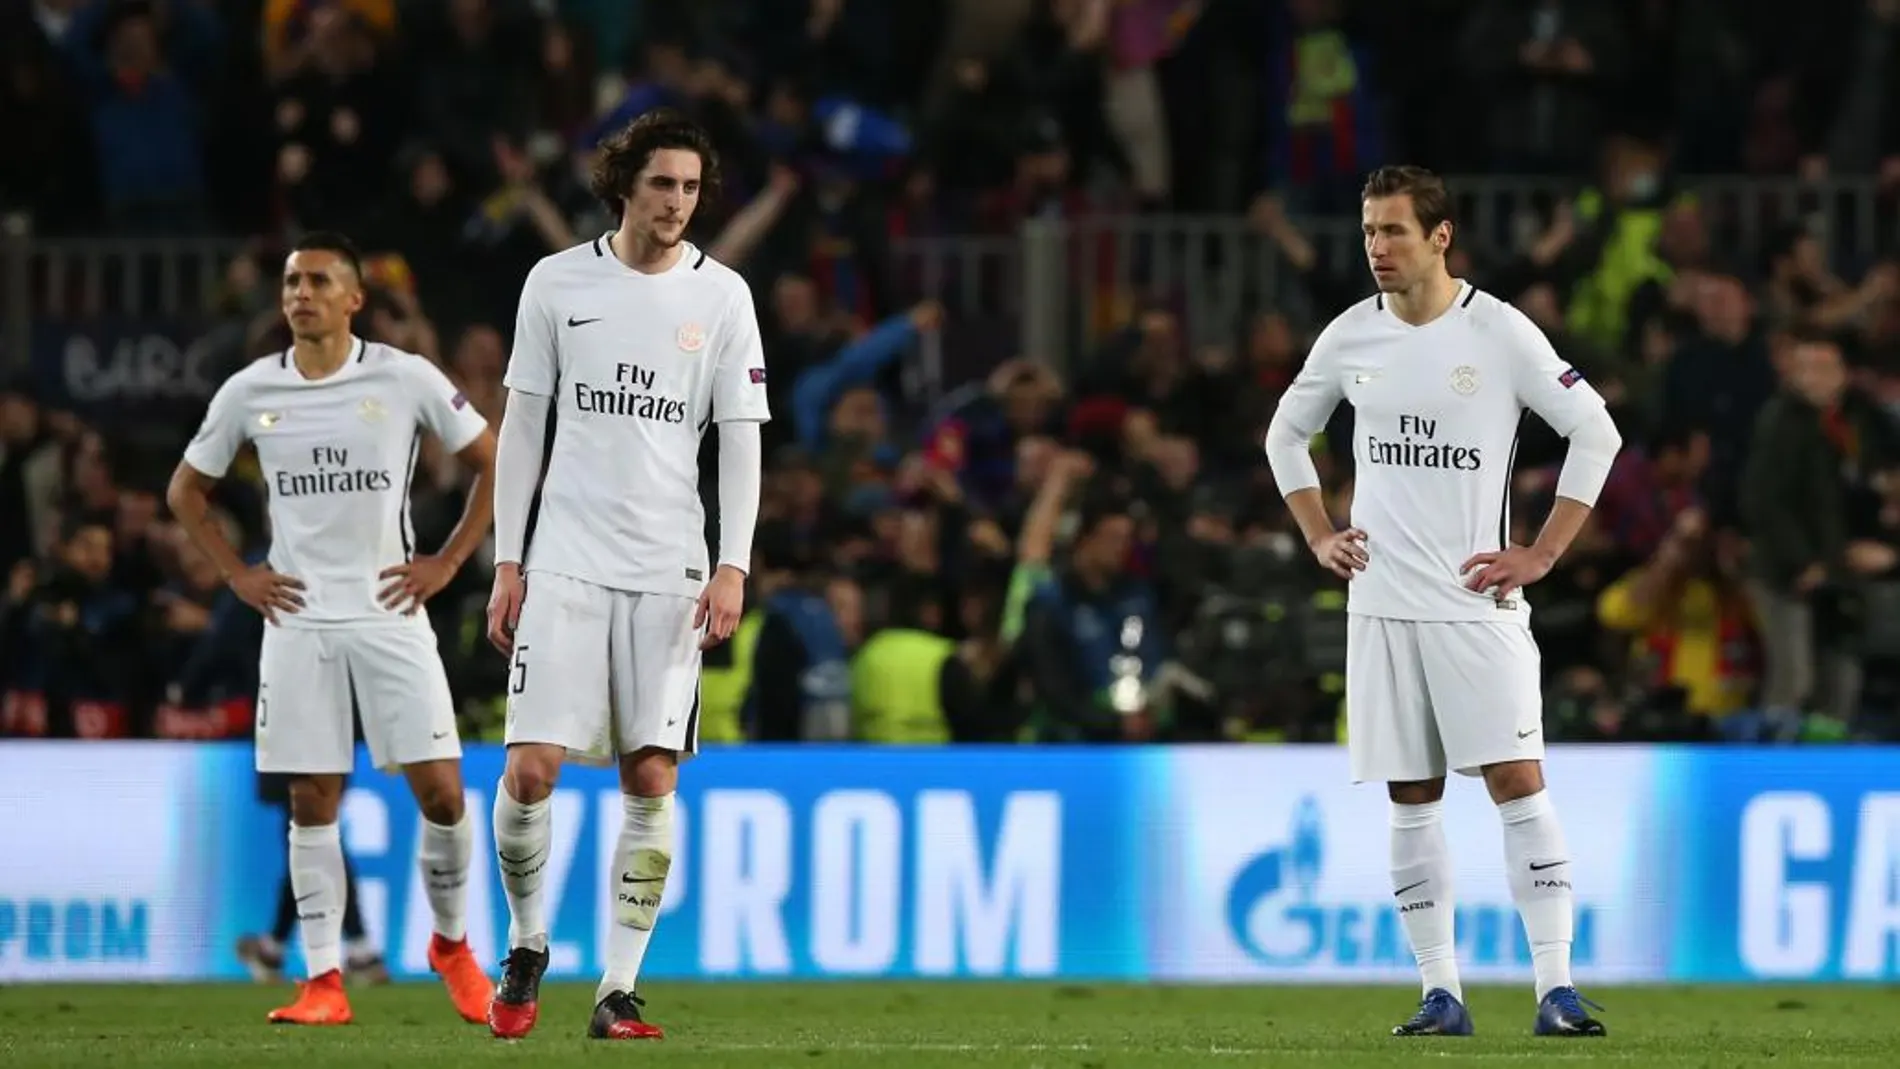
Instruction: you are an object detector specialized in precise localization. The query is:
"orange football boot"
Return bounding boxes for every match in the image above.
[428,934,496,1024]
[267,969,353,1025]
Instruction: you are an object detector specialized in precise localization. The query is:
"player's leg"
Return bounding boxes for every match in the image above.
[1345,616,1470,1037]
[347,623,492,1022]
[589,591,700,1041]
[255,627,355,1025]
[1422,621,1603,1037]
[490,573,614,1038]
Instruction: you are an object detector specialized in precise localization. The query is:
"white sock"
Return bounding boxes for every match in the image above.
[493,785,552,953]
[598,793,674,1003]
[418,813,472,942]
[1499,790,1575,1000]
[288,822,347,978]
[1390,800,1461,1001]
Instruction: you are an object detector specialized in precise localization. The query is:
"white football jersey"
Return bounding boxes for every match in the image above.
[1272,282,1608,623]
[184,338,490,628]
[504,237,770,598]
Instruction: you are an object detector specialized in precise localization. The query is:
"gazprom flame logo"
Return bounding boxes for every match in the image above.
[1224,795,1326,965]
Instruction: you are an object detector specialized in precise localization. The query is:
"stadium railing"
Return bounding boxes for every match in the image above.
[6,175,1898,387]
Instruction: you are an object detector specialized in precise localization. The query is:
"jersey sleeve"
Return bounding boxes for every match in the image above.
[711,280,771,424]
[181,375,251,478]
[1499,304,1607,437]
[1263,319,1346,495]
[408,356,489,453]
[503,264,558,397]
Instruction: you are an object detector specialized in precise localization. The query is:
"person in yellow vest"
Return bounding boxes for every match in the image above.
[696,610,763,743]
[851,579,1019,743]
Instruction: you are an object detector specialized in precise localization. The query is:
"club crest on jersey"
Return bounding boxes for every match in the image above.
[257,411,282,429]
[1449,365,1481,396]
[676,322,706,353]
[358,397,386,423]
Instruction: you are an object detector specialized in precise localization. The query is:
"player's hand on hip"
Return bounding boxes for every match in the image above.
[695,565,746,649]
[1460,545,1554,600]
[378,554,456,616]
[486,564,525,655]
[229,564,305,625]
[1310,528,1370,580]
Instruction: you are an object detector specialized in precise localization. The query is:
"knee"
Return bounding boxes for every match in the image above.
[503,745,562,804]
[620,747,678,798]
[412,772,465,825]
[1482,760,1545,803]
[286,776,343,826]
[1387,778,1445,807]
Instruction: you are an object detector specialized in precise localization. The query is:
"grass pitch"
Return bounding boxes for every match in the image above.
[3,981,1897,1068]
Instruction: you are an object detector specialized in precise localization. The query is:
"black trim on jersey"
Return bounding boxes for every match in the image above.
[398,428,421,561]
[519,393,558,561]
[278,350,289,370]
[592,234,606,257]
[1460,285,1478,308]
[353,337,368,362]
[1375,294,1383,311]
[691,248,707,270]
[1499,409,1524,549]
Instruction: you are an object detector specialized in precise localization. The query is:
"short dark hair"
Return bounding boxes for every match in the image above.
[289,231,364,283]
[589,108,722,221]
[1647,422,1707,458]
[1362,165,1456,238]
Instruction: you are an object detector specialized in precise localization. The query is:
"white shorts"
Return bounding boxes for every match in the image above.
[257,622,461,774]
[504,572,702,764]
[1344,615,1544,784]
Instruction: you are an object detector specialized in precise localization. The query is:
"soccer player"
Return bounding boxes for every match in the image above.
[167,232,498,1027]
[482,109,767,1041]
[1264,167,1622,1038]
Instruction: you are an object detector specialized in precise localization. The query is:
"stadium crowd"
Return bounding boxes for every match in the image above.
[5,0,1900,747]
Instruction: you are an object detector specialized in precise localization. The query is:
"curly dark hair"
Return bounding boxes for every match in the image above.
[588,108,722,222]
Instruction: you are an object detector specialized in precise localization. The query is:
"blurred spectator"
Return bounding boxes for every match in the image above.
[1742,333,1900,728]
[270,4,398,231]
[3,516,144,738]
[1262,0,1384,214]
[0,3,97,229]
[73,0,215,231]
[1462,0,1628,176]
[1022,495,1167,742]
[1596,508,1759,736]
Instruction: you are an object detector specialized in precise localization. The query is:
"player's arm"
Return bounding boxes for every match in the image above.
[700,282,773,648]
[487,267,560,652]
[1263,324,1365,578]
[1464,309,1624,596]
[381,360,499,613]
[167,380,304,622]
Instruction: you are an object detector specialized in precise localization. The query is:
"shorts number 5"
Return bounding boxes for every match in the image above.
[509,644,531,695]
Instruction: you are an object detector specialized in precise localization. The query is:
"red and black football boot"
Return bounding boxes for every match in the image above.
[587,990,664,1040]
[486,946,549,1039]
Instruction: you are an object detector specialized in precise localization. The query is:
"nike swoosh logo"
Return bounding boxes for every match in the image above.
[1517,728,1540,739]
[621,874,664,884]
[432,731,451,740]
[497,850,544,865]
[1355,373,1381,384]
[295,891,321,903]
[1529,860,1568,871]
[1393,880,1428,897]
[567,316,601,328]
